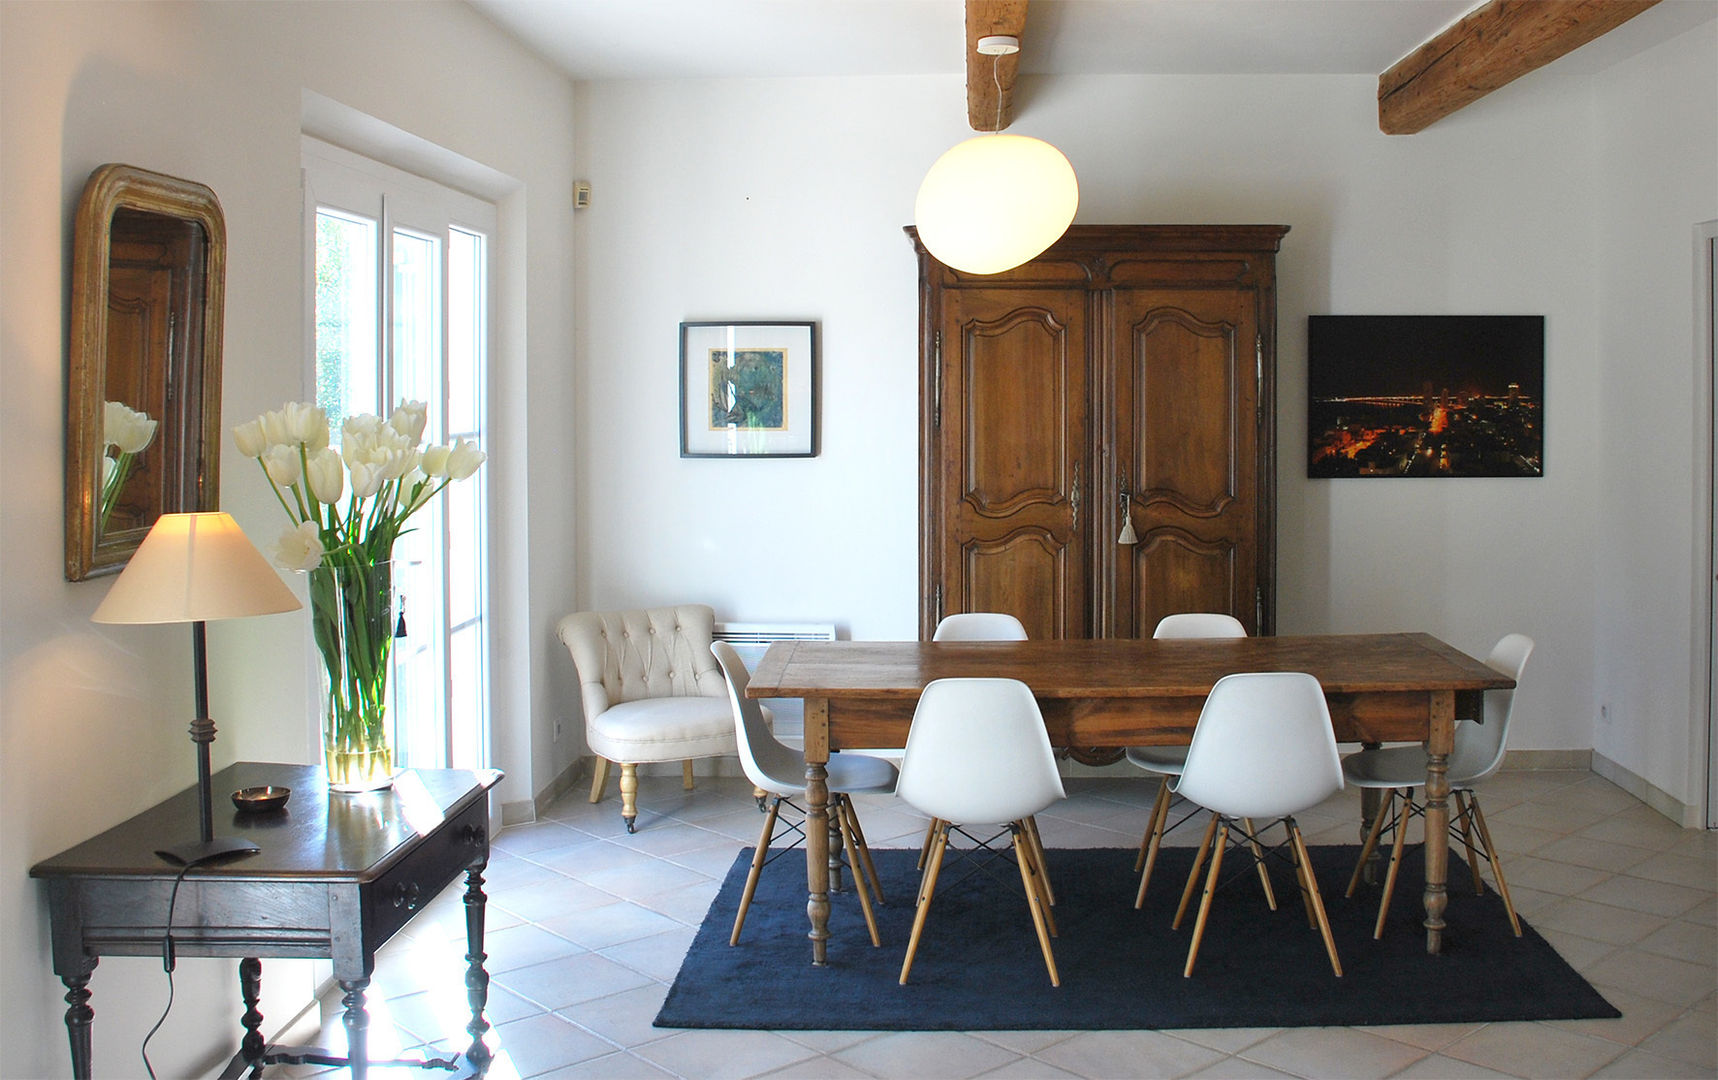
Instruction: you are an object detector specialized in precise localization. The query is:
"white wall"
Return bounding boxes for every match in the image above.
[1593,18,1718,818]
[573,39,1711,766]
[0,3,576,1076]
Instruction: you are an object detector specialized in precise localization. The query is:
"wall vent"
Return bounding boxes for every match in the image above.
[712,622,836,742]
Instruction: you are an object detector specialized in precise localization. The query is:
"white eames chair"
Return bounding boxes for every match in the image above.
[1172,672,1345,978]
[931,611,1028,642]
[1128,613,1253,909]
[896,678,1067,986]
[1343,634,1534,939]
[921,612,1053,900]
[711,642,897,947]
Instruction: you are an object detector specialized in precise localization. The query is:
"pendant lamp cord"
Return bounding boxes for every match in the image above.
[993,51,1004,132]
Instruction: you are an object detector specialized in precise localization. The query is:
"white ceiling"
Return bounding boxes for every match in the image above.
[466,0,1715,84]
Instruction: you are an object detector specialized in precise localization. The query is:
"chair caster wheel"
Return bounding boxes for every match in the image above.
[756,796,767,812]
[624,817,637,834]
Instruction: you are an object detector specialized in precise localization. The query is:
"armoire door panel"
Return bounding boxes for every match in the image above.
[960,305,1078,508]
[1134,305,1239,514]
[962,531,1073,641]
[1131,530,1242,634]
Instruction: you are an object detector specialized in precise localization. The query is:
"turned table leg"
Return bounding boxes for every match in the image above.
[339,978,370,1080]
[1423,690,1455,954]
[462,860,493,1072]
[238,958,265,1076]
[804,697,831,965]
[61,965,96,1080]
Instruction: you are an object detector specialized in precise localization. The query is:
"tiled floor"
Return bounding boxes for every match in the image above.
[303,770,1716,1079]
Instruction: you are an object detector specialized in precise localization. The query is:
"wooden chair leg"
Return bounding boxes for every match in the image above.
[1012,824,1060,986]
[1374,788,1411,939]
[1183,821,1229,976]
[730,798,781,945]
[682,760,695,790]
[916,817,941,870]
[900,822,949,984]
[1135,781,1174,909]
[1281,815,1318,928]
[588,757,611,803]
[840,797,885,906]
[619,762,640,833]
[1453,790,1483,894]
[1346,789,1392,897]
[1022,815,1054,907]
[1240,817,1277,911]
[1135,779,1171,872]
[1467,794,1523,937]
[1173,814,1221,929]
[835,796,882,947]
[1289,819,1342,977]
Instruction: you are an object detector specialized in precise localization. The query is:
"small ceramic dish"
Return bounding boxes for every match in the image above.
[231,785,291,813]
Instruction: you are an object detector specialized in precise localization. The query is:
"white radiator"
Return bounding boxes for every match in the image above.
[713,621,836,743]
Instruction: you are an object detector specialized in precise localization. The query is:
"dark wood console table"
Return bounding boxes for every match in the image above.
[31,762,503,1079]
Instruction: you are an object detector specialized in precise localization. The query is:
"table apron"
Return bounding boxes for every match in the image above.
[822,688,1480,752]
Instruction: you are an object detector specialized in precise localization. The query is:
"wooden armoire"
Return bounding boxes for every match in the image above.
[912,224,1289,642]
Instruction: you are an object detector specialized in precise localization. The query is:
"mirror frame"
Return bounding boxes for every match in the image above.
[65,164,226,580]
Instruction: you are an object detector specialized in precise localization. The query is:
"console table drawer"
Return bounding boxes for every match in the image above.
[365,798,488,944]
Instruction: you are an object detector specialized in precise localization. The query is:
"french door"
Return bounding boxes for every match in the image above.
[303,136,493,771]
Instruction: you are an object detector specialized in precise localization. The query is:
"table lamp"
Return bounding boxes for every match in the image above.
[92,511,301,864]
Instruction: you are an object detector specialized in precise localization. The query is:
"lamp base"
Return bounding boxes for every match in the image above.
[156,835,260,866]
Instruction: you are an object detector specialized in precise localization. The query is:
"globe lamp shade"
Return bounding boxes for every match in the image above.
[914,134,1078,275]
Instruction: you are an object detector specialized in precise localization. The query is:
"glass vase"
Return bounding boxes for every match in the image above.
[309,558,396,792]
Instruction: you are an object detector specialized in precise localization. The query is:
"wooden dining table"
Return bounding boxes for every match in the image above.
[746,632,1514,964]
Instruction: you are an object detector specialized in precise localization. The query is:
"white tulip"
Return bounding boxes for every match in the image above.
[306,448,344,505]
[445,438,486,481]
[348,461,387,499]
[233,418,267,458]
[103,401,157,454]
[272,521,325,571]
[281,402,328,450]
[262,444,302,487]
[420,444,451,478]
[259,406,293,448]
[389,400,429,445]
[401,468,434,513]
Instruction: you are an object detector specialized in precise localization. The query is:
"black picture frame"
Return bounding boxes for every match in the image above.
[1307,315,1544,478]
[680,320,817,458]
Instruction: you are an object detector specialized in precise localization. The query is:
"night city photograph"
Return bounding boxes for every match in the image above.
[1307,315,1544,478]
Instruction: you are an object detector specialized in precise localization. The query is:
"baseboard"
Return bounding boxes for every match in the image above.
[1592,750,1704,827]
[513,755,754,826]
[1499,748,1592,771]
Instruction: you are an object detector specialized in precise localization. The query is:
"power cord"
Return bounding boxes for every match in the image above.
[140,856,207,1080]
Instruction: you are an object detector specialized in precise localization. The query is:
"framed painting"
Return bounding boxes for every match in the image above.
[680,320,817,457]
[1307,315,1544,478]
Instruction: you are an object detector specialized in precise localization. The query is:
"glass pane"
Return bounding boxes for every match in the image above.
[448,228,485,436]
[449,623,485,771]
[392,229,443,438]
[447,462,483,629]
[314,210,378,434]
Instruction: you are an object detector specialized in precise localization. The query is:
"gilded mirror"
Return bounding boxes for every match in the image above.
[66,164,225,580]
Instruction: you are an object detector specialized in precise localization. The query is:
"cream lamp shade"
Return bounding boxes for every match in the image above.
[914,133,1079,276]
[92,511,300,624]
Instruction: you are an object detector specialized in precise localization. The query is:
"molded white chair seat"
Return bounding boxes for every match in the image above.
[557,605,740,832]
[896,677,1066,986]
[1129,612,1248,907]
[1171,671,1344,978]
[1343,633,1534,939]
[712,642,896,947]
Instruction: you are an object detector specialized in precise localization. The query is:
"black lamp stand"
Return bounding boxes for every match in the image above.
[156,621,261,866]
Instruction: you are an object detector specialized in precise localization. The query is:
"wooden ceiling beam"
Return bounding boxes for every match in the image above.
[1379,0,1661,135]
[966,0,1028,132]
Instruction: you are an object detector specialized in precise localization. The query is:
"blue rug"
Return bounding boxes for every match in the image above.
[656,845,1619,1030]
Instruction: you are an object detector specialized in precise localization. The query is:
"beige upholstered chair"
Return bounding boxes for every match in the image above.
[556,605,738,832]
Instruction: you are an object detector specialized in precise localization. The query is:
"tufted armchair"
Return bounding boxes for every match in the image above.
[557,604,739,832]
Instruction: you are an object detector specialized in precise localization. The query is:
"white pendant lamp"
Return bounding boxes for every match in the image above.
[914,35,1078,276]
